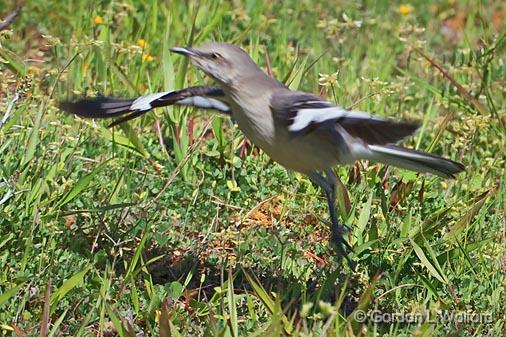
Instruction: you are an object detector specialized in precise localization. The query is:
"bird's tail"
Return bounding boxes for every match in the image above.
[367,144,465,178]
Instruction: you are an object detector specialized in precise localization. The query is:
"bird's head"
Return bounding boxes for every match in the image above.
[171,42,259,86]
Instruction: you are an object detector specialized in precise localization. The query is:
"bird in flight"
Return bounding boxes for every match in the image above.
[61,42,465,269]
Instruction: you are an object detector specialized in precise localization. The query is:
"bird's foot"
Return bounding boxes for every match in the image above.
[331,225,356,271]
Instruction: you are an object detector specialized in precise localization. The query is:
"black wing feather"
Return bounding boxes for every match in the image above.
[270,90,420,145]
[60,86,230,127]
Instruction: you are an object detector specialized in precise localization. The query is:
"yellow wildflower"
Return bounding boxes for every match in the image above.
[93,16,104,25]
[142,53,154,62]
[136,39,147,48]
[398,4,413,15]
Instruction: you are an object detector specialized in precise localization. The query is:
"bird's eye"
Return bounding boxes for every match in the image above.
[211,52,221,60]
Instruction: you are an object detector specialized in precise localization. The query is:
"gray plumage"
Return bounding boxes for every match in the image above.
[172,43,464,268]
[60,42,465,269]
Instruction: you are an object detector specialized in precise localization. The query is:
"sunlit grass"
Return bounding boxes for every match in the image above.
[0,1,504,336]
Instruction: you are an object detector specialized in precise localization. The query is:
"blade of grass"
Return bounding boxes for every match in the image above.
[349,272,381,333]
[287,56,307,91]
[56,202,136,216]
[118,122,149,157]
[354,191,373,245]
[50,264,93,314]
[21,101,45,166]
[242,268,293,334]
[55,160,109,208]
[410,239,446,284]
[106,306,131,337]
[47,309,68,337]
[0,282,25,306]
[447,188,491,240]
[124,221,152,283]
[98,126,147,156]
[0,48,26,76]
[227,268,238,337]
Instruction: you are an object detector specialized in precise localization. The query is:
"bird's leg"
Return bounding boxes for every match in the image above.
[309,170,355,270]
[324,169,355,251]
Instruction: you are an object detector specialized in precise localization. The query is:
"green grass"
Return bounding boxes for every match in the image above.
[0,0,505,336]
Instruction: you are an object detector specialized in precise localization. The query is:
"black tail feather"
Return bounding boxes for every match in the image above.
[59,98,135,119]
[369,144,465,178]
[107,110,151,128]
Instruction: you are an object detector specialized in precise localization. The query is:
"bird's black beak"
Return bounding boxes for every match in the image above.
[170,47,198,57]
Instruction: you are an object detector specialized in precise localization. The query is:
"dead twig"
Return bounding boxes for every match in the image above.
[0,178,14,206]
[0,4,22,32]
[39,278,51,337]
[0,92,20,130]
[1,76,33,130]
[412,46,488,115]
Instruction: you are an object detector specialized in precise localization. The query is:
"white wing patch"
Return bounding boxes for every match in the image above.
[131,92,230,113]
[131,91,173,111]
[289,106,376,132]
[176,96,230,112]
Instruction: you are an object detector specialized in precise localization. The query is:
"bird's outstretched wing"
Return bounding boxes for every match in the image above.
[60,86,231,127]
[270,91,419,145]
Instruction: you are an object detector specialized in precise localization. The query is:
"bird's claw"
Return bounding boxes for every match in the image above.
[331,226,356,271]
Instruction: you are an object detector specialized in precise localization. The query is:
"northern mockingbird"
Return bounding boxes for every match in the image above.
[61,42,465,268]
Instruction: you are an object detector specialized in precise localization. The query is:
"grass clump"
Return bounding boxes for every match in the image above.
[0,1,504,336]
